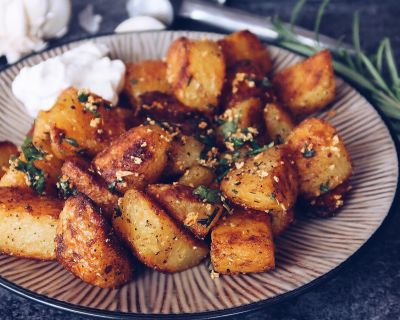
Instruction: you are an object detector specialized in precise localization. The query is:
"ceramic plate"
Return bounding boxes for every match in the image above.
[0,31,398,319]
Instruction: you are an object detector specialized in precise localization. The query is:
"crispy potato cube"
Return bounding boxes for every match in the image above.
[167,135,204,176]
[221,145,298,212]
[123,60,171,108]
[273,50,336,117]
[93,125,171,192]
[0,187,62,260]
[270,208,295,236]
[0,145,63,196]
[0,141,18,179]
[147,184,223,239]
[211,208,275,274]
[56,195,133,288]
[218,30,272,74]
[61,160,119,219]
[138,91,195,124]
[113,188,209,272]
[301,181,352,217]
[179,165,216,188]
[34,88,127,159]
[263,102,295,143]
[166,37,225,113]
[287,118,352,199]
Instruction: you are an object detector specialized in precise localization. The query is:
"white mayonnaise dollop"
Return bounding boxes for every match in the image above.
[12,42,126,118]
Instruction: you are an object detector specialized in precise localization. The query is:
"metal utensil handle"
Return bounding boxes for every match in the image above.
[179,0,353,52]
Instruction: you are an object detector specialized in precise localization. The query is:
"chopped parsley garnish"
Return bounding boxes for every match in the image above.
[261,76,273,88]
[214,158,231,183]
[13,157,46,194]
[197,207,219,227]
[320,182,330,194]
[108,181,118,193]
[78,92,89,103]
[21,137,45,161]
[269,192,276,200]
[302,143,316,158]
[247,141,274,156]
[84,104,101,118]
[64,137,79,148]
[57,177,77,199]
[193,185,221,204]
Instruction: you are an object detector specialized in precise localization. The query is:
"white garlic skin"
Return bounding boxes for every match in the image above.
[126,0,173,26]
[115,16,166,33]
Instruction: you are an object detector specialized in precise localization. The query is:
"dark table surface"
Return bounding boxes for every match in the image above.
[1,0,400,319]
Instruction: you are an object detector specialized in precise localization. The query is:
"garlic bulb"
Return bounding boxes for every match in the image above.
[126,0,173,26]
[0,0,71,63]
[115,16,166,33]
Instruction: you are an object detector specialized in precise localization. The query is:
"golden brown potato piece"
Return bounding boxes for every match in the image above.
[287,118,352,199]
[166,37,225,113]
[179,165,216,188]
[0,187,62,260]
[93,125,171,193]
[270,208,295,236]
[147,184,223,239]
[123,60,171,108]
[56,194,133,288]
[113,188,209,272]
[0,141,18,179]
[33,88,127,159]
[0,139,63,196]
[167,135,204,176]
[60,160,119,219]
[218,30,272,74]
[221,145,298,212]
[300,181,352,217]
[211,208,275,274]
[273,50,335,117]
[263,102,295,143]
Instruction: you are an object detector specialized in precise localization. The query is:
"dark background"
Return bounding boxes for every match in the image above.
[2,0,400,319]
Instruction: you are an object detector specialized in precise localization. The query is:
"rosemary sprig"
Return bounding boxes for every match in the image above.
[272,0,400,135]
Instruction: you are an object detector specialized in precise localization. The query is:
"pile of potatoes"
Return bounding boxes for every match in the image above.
[0,30,352,287]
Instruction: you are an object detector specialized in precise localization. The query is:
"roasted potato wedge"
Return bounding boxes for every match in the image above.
[147,184,223,239]
[300,181,352,217]
[221,145,298,212]
[0,141,18,179]
[60,159,119,219]
[270,208,295,236]
[123,60,171,108]
[287,118,352,199]
[263,102,295,143]
[34,88,127,159]
[273,50,335,117]
[179,165,216,188]
[218,30,272,74]
[166,37,225,113]
[56,194,133,288]
[0,187,62,260]
[167,135,204,176]
[113,188,209,272]
[0,139,63,196]
[211,208,275,274]
[93,125,171,192]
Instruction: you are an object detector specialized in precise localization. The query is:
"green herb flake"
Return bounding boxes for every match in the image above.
[320,182,330,194]
[57,177,77,199]
[247,141,275,156]
[197,207,219,227]
[193,185,221,204]
[108,181,118,193]
[78,92,89,103]
[302,143,316,158]
[261,76,273,88]
[114,206,122,218]
[64,137,79,148]
[14,158,46,194]
[21,137,45,161]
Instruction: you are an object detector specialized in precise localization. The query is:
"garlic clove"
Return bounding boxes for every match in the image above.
[115,16,166,33]
[126,0,173,26]
[78,4,102,35]
[41,0,71,38]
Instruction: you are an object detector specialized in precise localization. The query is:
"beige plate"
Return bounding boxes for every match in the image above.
[0,31,398,318]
